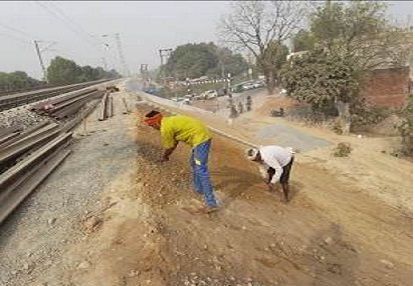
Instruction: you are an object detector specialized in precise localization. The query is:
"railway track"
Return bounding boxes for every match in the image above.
[0,78,111,112]
[0,84,116,223]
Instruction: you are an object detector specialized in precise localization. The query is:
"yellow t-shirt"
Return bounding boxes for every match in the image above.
[160,115,211,148]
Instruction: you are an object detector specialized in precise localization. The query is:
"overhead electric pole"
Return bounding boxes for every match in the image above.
[34,40,47,82]
[158,48,173,85]
[114,33,130,77]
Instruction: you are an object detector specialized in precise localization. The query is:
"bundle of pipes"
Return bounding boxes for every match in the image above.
[31,88,105,120]
[98,92,114,121]
[0,121,73,223]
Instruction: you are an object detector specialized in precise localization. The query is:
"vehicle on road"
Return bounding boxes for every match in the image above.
[242,83,256,90]
[201,89,218,99]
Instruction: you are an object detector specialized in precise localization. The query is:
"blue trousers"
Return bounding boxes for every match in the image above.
[190,139,217,207]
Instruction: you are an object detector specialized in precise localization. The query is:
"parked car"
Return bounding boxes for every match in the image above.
[253,80,265,88]
[201,90,218,99]
[242,83,256,90]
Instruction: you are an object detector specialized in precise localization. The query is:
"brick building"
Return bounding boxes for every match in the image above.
[360,66,411,108]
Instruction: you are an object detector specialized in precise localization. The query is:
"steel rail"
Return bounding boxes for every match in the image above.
[0,79,111,111]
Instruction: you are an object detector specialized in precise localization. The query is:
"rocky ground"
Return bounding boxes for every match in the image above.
[0,80,412,286]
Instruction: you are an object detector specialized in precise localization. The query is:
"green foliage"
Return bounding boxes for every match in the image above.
[310,1,399,71]
[259,41,289,77]
[281,49,359,113]
[350,100,390,129]
[333,142,352,157]
[47,56,120,85]
[396,94,413,155]
[47,57,82,85]
[292,29,316,52]
[0,71,43,92]
[162,42,249,80]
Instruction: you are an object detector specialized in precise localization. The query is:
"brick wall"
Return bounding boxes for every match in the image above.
[360,67,411,108]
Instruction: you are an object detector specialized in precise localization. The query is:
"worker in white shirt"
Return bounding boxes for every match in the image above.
[246,145,295,203]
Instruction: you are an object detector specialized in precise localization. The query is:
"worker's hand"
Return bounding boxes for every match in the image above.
[267,183,275,192]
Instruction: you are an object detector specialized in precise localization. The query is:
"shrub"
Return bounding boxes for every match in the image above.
[396,94,413,156]
[333,142,352,157]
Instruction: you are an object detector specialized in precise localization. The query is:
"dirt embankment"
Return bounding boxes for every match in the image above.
[56,103,412,286]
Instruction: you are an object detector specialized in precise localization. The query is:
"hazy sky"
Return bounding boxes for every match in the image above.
[0,1,412,79]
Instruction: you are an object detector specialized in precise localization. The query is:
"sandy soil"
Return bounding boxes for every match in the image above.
[3,82,411,286]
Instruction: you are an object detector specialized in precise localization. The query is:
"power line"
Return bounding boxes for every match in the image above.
[0,22,35,39]
[0,32,32,45]
[35,1,100,51]
[47,2,104,47]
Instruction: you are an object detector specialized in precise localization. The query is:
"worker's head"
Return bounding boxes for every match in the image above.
[144,110,163,130]
[246,148,261,162]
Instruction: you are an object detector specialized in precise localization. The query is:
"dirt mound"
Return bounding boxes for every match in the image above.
[50,103,411,286]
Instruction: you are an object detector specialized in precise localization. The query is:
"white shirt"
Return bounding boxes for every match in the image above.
[258,145,294,184]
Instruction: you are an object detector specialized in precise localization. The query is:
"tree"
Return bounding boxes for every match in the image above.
[259,41,289,91]
[47,56,82,85]
[310,1,408,71]
[47,56,121,85]
[0,71,43,92]
[282,49,359,108]
[397,93,413,155]
[280,1,410,133]
[219,1,306,94]
[162,42,248,80]
[292,29,316,52]
[281,49,360,133]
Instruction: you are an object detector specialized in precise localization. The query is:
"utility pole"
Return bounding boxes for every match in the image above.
[34,40,47,82]
[158,48,173,85]
[114,33,130,77]
[140,64,149,87]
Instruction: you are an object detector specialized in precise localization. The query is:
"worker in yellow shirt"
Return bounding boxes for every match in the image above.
[144,110,219,213]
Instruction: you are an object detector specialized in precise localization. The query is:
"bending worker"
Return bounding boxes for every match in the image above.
[144,110,219,213]
[246,145,295,203]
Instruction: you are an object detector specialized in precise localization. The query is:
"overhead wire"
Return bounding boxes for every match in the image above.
[35,1,99,51]
[47,2,104,47]
[0,22,35,39]
[0,32,32,45]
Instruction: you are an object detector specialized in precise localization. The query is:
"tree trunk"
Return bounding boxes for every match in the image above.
[335,100,351,134]
[265,69,275,95]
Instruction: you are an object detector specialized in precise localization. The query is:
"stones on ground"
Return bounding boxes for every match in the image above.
[324,236,333,245]
[380,259,394,269]
[77,260,91,269]
[81,215,102,234]
[47,218,56,226]
[127,269,140,277]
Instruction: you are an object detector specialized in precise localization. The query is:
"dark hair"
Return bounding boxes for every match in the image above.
[145,110,160,118]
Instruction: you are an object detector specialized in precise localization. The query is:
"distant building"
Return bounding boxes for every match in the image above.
[286,51,308,61]
[360,66,411,108]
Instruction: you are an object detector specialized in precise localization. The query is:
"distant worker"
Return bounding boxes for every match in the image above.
[246,145,295,203]
[144,110,219,213]
[228,104,238,125]
[238,102,244,114]
[246,95,252,111]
